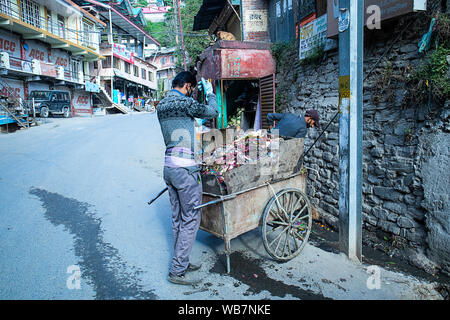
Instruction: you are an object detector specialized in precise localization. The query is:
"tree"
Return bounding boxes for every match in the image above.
[174,0,211,69]
[145,21,176,48]
[134,0,149,7]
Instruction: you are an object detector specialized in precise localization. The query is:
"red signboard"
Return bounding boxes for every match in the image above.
[40,62,57,77]
[219,49,275,79]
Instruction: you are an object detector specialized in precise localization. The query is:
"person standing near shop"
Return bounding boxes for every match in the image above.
[267,109,320,138]
[157,71,218,285]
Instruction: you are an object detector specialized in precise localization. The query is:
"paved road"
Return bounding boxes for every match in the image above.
[0,113,443,300]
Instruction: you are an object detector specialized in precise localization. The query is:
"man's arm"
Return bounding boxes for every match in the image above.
[187,93,219,119]
[267,113,283,126]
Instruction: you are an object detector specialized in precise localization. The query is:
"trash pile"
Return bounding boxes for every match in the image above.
[200,129,281,187]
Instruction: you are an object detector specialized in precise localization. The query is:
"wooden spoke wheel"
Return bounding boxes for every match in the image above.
[262,188,312,262]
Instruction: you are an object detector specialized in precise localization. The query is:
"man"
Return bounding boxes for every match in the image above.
[267,109,320,138]
[157,71,218,285]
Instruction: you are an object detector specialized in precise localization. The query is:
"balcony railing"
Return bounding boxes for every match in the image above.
[0,0,99,50]
[1,51,84,84]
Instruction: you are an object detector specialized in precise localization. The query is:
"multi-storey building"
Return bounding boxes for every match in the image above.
[145,46,177,98]
[0,0,107,122]
[74,0,161,112]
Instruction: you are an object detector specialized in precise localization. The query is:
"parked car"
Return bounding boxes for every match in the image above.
[29,90,71,118]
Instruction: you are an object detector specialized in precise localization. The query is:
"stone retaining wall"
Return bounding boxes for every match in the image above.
[275,12,449,275]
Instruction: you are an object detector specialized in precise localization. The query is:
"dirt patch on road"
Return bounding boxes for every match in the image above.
[210,251,331,300]
[30,187,157,300]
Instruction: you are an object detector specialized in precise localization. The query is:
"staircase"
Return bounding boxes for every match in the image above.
[0,79,35,130]
[94,86,128,114]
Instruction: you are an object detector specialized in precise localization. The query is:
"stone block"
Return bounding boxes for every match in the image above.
[397,216,415,228]
[373,186,401,201]
[371,206,388,220]
[383,201,407,214]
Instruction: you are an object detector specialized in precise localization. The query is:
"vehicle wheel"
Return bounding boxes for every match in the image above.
[63,107,70,118]
[40,106,49,118]
[262,188,312,262]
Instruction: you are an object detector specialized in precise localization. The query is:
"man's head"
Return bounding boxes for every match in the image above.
[305,109,320,129]
[172,71,197,97]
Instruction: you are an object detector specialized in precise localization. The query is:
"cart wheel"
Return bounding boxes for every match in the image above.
[262,188,312,262]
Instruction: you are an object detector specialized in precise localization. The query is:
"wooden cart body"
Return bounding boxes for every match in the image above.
[197,137,311,273]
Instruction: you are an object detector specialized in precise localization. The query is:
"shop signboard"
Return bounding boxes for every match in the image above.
[299,14,327,60]
[24,40,50,63]
[73,91,92,116]
[0,79,24,99]
[244,10,268,33]
[327,0,426,38]
[40,62,57,77]
[85,81,100,93]
[0,29,20,59]
[113,43,134,64]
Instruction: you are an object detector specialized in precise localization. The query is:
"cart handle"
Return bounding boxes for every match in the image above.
[194,194,236,210]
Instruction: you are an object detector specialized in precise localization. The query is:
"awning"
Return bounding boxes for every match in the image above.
[99,6,160,45]
[193,0,226,31]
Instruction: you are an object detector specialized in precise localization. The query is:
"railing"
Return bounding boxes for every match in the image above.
[0,0,99,50]
[1,50,86,84]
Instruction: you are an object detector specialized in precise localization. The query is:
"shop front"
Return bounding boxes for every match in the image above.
[196,41,276,130]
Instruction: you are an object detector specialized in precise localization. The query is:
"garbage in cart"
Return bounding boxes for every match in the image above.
[197,127,305,195]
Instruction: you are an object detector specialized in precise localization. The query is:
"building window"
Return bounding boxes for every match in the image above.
[124,62,130,73]
[133,65,138,77]
[149,71,154,82]
[103,56,111,68]
[141,68,146,79]
[21,0,41,29]
[71,59,81,81]
[160,57,167,65]
[46,9,53,33]
[57,15,65,39]
[0,0,12,16]
[93,61,98,69]
[82,20,93,47]
[113,58,120,70]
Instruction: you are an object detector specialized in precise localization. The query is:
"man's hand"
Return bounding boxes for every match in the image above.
[201,78,213,99]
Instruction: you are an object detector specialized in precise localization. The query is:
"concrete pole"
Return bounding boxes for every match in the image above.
[109,8,114,100]
[176,0,187,70]
[338,0,363,263]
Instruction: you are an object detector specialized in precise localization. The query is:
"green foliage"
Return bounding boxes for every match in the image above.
[271,40,297,70]
[145,21,176,48]
[134,0,149,7]
[411,44,450,104]
[176,0,212,68]
[300,42,325,66]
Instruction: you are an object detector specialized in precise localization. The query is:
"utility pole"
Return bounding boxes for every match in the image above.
[172,0,179,45]
[338,0,363,263]
[176,0,187,70]
[109,8,114,100]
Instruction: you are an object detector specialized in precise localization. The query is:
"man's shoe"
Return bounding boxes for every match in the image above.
[187,263,202,272]
[168,273,202,286]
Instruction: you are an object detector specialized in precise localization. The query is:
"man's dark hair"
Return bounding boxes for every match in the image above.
[172,71,197,89]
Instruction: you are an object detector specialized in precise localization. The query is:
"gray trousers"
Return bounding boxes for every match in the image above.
[163,166,202,276]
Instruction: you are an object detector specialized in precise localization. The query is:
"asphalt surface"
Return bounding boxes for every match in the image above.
[0,113,445,300]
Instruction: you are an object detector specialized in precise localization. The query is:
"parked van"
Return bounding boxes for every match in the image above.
[29,90,71,118]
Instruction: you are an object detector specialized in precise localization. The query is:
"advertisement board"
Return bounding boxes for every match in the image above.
[0,79,24,99]
[72,91,92,116]
[113,43,134,64]
[326,0,425,38]
[299,14,328,60]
